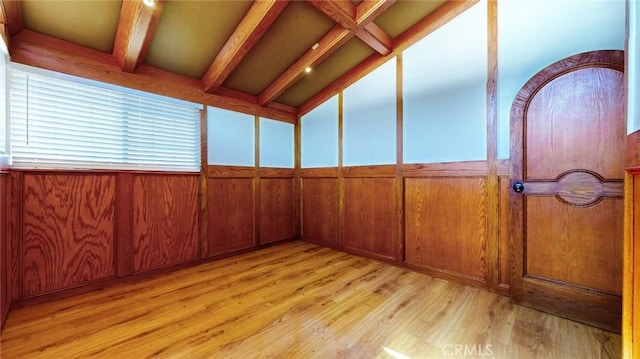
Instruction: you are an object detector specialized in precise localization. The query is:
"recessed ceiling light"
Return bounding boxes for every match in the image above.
[305,67,312,74]
[142,0,156,7]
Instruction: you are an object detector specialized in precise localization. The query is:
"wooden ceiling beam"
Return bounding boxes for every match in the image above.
[355,0,395,25]
[113,0,165,73]
[258,0,396,106]
[257,25,353,106]
[202,0,289,93]
[12,30,297,123]
[356,22,392,56]
[0,0,24,49]
[299,0,479,116]
[307,0,356,29]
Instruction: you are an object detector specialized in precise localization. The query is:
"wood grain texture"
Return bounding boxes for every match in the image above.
[301,178,338,247]
[526,196,623,295]
[259,167,295,178]
[622,171,634,359]
[0,0,23,36]
[0,173,9,329]
[22,174,116,297]
[402,161,487,177]
[525,68,625,180]
[208,165,256,178]
[116,173,133,278]
[9,172,22,302]
[260,178,295,244]
[633,174,640,356]
[113,0,165,72]
[498,176,510,289]
[9,30,296,123]
[0,241,621,358]
[207,178,255,257]
[356,22,392,56]
[308,0,356,29]
[342,164,396,177]
[132,175,199,273]
[343,177,398,260]
[510,50,625,333]
[405,177,487,281]
[300,167,340,178]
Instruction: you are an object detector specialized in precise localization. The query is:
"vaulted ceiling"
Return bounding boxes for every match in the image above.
[0,0,477,122]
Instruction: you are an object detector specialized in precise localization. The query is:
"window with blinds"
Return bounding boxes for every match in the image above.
[9,68,202,171]
[0,54,6,154]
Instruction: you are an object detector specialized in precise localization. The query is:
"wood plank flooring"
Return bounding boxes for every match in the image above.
[1,241,621,358]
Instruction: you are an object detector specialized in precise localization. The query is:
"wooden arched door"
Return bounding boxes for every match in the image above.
[510,50,625,333]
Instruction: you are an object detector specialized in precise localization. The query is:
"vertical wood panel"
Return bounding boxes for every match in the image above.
[259,178,295,244]
[22,174,116,297]
[301,178,339,247]
[498,176,510,288]
[9,172,22,302]
[343,177,397,260]
[207,178,255,256]
[132,175,199,273]
[116,173,133,277]
[0,174,9,328]
[405,177,487,280]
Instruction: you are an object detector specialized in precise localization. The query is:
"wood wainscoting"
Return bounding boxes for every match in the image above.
[1,166,297,327]
[0,172,10,330]
[300,160,512,291]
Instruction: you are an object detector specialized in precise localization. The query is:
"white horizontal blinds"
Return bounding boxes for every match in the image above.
[10,69,201,171]
[0,54,6,153]
[124,96,200,170]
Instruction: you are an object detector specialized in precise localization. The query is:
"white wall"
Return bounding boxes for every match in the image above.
[207,106,254,166]
[498,0,626,158]
[343,58,396,166]
[260,117,294,168]
[301,95,338,168]
[403,1,487,164]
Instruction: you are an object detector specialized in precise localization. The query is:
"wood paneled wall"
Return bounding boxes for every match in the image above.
[206,166,296,256]
[22,173,116,297]
[300,160,512,290]
[0,172,10,330]
[3,171,201,306]
[405,176,487,281]
[0,165,297,325]
[131,175,199,273]
[301,177,339,248]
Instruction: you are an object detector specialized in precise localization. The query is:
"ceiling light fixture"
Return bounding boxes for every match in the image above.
[142,0,156,7]
[305,67,312,74]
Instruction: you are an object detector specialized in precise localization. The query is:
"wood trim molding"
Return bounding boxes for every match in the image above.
[402,161,488,177]
[342,164,396,177]
[308,0,355,29]
[259,167,295,178]
[207,165,256,178]
[202,0,288,93]
[113,0,165,73]
[10,30,297,123]
[300,167,340,177]
[485,0,500,293]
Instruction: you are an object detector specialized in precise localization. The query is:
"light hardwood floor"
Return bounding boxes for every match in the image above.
[0,241,621,358]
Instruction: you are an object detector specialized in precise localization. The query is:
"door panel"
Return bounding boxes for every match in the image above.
[525,68,625,180]
[526,196,622,294]
[510,50,625,333]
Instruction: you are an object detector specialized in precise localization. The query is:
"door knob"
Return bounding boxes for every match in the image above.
[513,181,525,193]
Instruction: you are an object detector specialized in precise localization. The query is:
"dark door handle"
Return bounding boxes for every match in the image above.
[513,181,525,193]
